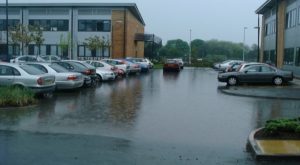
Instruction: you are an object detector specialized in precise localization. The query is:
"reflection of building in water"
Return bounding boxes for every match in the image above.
[109,78,142,124]
[253,100,300,128]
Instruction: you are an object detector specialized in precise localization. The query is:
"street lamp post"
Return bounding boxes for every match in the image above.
[189,29,191,65]
[242,27,247,61]
[6,0,9,61]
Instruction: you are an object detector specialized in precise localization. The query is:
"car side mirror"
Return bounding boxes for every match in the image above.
[244,70,248,74]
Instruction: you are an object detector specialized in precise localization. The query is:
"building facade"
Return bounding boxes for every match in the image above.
[257,0,300,76]
[0,3,145,61]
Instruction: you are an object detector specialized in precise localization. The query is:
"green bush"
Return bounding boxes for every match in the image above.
[265,118,300,134]
[0,86,37,107]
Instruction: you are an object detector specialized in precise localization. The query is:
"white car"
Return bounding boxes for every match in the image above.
[10,55,38,63]
[214,60,244,72]
[101,59,129,74]
[81,61,115,81]
[26,62,84,90]
[0,63,56,94]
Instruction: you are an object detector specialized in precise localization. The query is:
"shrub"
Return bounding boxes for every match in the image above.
[0,86,37,107]
[265,118,300,134]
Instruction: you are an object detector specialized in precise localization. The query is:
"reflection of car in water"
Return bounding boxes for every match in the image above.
[163,71,180,81]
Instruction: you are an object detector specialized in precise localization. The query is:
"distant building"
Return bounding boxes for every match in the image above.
[0,3,151,60]
[256,0,300,76]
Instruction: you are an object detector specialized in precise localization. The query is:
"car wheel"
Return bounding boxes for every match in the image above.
[273,76,283,85]
[97,74,103,82]
[227,77,238,86]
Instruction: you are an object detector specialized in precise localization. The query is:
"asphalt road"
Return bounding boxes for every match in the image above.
[0,68,300,165]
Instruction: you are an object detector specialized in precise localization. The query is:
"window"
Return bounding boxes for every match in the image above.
[284,48,294,65]
[28,19,69,31]
[245,66,260,73]
[296,48,300,66]
[261,66,275,73]
[78,20,111,32]
[77,45,110,58]
[0,19,20,31]
[265,20,276,36]
[0,66,14,76]
[286,9,297,29]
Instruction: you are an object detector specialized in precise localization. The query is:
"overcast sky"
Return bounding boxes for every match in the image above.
[9,0,265,46]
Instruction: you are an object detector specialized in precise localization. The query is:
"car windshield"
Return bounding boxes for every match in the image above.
[20,65,45,75]
[49,63,69,73]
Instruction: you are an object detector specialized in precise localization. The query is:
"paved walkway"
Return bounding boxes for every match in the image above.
[256,140,300,155]
[219,79,300,100]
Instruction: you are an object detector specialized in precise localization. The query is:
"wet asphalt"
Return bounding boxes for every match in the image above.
[1,68,300,165]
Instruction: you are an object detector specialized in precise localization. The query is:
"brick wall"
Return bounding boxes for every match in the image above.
[111,9,145,59]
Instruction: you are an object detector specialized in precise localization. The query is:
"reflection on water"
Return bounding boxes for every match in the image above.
[253,99,300,128]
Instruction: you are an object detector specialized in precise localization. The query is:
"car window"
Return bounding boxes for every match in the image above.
[56,62,74,70]
[20,65,45,75]
[13,68,21,76]
[49,63,69,73]
[245,66,260,73]
[91,62,104,68]
[261,66,275,73]
[0,65,14,76]
[28,64,48,73]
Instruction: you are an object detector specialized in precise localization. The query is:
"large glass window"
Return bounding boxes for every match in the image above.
[296,48,300,66]
[284,48,294,65]
[78,20,111,32]
[286,9,297,29]
[29,19,69,31]
[77,45,110,58]
[0,19,20,31]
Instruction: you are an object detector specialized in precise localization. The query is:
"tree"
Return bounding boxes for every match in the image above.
[159,39,189,59]
[9,24,34,55]
[59,33,72,59]
[84,35,110,57]
[9,24,44,56]
[31,26,44,55]
[191,39,205,59]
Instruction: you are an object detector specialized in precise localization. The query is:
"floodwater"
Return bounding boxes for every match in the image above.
[1,68,300,165]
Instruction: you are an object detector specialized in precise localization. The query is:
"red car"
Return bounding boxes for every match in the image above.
[163,59,180,72]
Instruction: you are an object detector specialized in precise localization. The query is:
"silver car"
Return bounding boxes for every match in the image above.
[26,62,84,90]
[0,63,56,94]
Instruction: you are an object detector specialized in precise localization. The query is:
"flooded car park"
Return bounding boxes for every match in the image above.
[1,68,300,165]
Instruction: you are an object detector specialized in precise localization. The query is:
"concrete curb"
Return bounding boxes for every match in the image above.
[219,86,300,100]
[247,128,300,160]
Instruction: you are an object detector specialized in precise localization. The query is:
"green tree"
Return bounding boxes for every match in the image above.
[31,26,44,55]
[191,39,205,59]
[84,36,110,57]
[9,24,34,55]
[159,39,189,59]
[59,33,72,58]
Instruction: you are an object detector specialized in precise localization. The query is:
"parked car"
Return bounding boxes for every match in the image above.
[145,58,154,69]
[218,64,294,86]
[225,61,245,72]
[26,62,84,90]
[163,59,180,72]
[102,59,129,75]
[213,60,244,72]
[10,55,38,63]
[126,58,150,72]
[121,60,141,75]
[37,55,61,62]
[83,61,115,81]
[86,60,125,78]
[173,58,184,69]
[0,63,56,94]
[53,61,95,86]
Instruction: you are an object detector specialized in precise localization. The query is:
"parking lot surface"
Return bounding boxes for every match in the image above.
[0,68,300,165]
